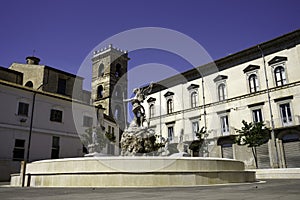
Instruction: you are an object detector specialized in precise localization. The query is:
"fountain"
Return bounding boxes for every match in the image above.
[10,84,256,187]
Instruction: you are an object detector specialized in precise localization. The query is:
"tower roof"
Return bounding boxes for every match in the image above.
[93,44,128,57]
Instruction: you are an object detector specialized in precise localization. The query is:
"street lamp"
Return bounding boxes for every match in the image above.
[258,45,279,168]
[22,84,44,187]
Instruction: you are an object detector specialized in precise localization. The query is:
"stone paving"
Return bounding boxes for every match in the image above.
[0,179,299,200]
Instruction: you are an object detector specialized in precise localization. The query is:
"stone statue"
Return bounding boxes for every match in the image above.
[123,83,153,127]
[92,127,98,145]
[121,83,160,156]
[159,137,170,156]
[174,129,190,157]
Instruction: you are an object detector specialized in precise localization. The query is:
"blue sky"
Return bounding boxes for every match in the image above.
[0,0,299,89]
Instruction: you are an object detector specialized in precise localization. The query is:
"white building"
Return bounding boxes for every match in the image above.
[0,57,120,181]
[142,29,300,169]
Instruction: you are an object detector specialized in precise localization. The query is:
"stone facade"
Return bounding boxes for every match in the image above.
[91,45,129,130]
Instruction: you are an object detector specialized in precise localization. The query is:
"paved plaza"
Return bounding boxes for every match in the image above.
[0,179,299,200]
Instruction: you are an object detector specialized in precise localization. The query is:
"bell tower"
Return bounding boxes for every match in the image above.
[91,44,129,130]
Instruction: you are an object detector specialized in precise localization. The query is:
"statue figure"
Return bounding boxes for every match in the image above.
[176,129,189,156]
[92,127,98,145]
[160,137,170,156]
[123,83,153,127]
[121,82,162,156]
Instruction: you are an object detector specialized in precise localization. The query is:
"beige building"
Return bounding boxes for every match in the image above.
[0,57,120,181]
[142,29,300,169]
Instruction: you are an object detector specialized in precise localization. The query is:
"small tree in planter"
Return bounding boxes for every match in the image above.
[234,120,270,168]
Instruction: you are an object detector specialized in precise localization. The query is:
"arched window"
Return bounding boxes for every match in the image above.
[149,104,155,118]
[115,63,122,78]
[98,64,104,77]
[274,66,286,86]
[97,85,103,99]
[218,83,226,101]
[191,92,198,108]
[248,74,259,93]
[167,99,173,114]
[25,81,33,88]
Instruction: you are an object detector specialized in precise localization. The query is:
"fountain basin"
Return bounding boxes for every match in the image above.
[11,157,256,187]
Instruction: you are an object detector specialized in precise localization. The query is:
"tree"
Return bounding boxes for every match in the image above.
[234,120,270,168]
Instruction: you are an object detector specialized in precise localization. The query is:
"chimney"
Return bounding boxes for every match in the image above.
[26,56,40,65]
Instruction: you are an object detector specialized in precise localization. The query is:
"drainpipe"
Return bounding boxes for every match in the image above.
[258,45,279,168]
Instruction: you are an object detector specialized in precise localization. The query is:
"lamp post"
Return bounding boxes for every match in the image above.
[258,45,279,168]
[22,84,43,187]
[201,76,209,157]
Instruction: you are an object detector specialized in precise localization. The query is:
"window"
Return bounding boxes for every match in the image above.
[115,63,122,78]
[274,66,287,86]
[83,116,93,127]
[51,136,60,159]
[98,63,104,77]
[187,84,199,108]
[191,92,198,108]
[214,75,228,101]
[57,78,66,95]
[279,103,293,126]
[147,97,156,118]
[168,126,174,142]
[243,65,260,93]
[220,115,229,136]
[164,91,174,114]
[50,109,63,122]
[25,81,33,88]
[218,83,227,101]
[167,99,173,114]
[252,109,263,123]
[249,74,259,93]
[13,139,25,161]
[18,102,29,116]
[192,121,199,138]
[149,104,155,118]
[97,85,104,99]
